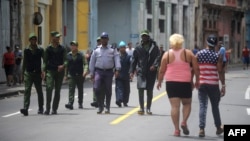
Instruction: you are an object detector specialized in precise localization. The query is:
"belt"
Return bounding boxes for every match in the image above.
[95,68,113,71]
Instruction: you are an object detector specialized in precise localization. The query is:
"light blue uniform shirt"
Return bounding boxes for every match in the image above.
[89,44,121,75]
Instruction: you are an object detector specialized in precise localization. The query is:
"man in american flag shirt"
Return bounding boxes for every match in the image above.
[196,34,225,137]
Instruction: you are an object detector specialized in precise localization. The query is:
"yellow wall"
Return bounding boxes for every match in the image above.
[22,0,36,47]
[77,0,89,51]
[22,0,63,48]
[50,0,63,43]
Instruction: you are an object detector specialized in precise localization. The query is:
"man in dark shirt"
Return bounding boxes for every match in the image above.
[42,31,67,115]
[65,41,87,110]
[130,30,160,115]
[20,33,44,116]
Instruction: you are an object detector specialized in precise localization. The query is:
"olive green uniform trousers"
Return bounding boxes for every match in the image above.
[45,70,64,112]
[68,75,84,105]
[23,72,44,111]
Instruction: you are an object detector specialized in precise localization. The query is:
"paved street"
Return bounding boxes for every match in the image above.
[0,67,249,141]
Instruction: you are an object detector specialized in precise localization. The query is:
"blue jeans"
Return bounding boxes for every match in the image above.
[115,78,130,104]
[198,84,222,129]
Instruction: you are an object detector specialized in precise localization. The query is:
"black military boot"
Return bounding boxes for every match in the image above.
[38,107,44,114]
[78,103,83,109]
[65,103,73,110]
[20,109,28,116]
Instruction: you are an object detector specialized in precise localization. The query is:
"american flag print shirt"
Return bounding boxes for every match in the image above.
[197,49,219,85]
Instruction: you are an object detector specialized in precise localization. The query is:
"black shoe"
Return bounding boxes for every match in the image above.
[146,109,152,115]
[116,101,122,107]
[97,107,104,114]
[79,104,83,109]
[51,110,57,115]
[216,127,224,135]
[37,109,44,115]
[65,103,73,110]
[137,109,145,115]
[44,110,50,115]
[123,103,128,107]
[20,109,28,116]
[199,129,205,137]
[91,102,98,108]
[37,106,43,115]
[105,108,110,114]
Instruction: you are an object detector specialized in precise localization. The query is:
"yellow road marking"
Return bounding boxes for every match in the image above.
[110,92,166,125]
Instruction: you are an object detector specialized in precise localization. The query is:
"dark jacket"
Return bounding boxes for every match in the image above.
[23,46,44,73]
[117,52,131,80]
[130,39,160,90]
[46,45,66,71]
[67,52,84,76]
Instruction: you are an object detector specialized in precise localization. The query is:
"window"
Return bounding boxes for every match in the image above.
[203,20,207,28]
[237,21,241,34]
[231,20,235,35]
[146,0,152,14]
[159,1,165,15]
[171,4,177,34]
[213,21,216,28]
[183,6,188,37]
[38,26,42,45]
[209,20,212,28]
[159,19,165,33]
[147,18,152,32]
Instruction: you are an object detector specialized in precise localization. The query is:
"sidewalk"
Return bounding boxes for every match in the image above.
[0,76,92,99]
[0,64,243,99]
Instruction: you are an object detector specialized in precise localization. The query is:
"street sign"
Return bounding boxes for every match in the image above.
[130,34,139,38]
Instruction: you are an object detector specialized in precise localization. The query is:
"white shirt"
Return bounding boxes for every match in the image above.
[126,47,134,56]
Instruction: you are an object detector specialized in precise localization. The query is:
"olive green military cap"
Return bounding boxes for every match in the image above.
[29,33,37,39]
[140,30,149,36]
[96,36,101,41]
[50,31,59,37]
[70,41,78,46]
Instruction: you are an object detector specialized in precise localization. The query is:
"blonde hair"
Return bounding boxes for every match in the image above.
[169,33,184,49]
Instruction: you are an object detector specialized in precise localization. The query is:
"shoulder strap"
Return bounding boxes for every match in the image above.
[167,51,169,64]
[184,49,187,62]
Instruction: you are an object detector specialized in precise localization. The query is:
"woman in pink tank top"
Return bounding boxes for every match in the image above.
[157,34,199,136]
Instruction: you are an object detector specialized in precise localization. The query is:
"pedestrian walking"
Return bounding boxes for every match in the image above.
[65,41,87,110]
[125,42,134,56]
[13,45,23,85]
[156,33,199,136]
[242,46,250,70]
[2,46,15,86]
[115,41,131,107]
[129,30,160,115]
[196,34,225,137]
[217,41,227,69]
[125,42,134,82]
[42,31,67,115]
[20,33,44,116]
[89,32,121,114]
[89,36,102,108]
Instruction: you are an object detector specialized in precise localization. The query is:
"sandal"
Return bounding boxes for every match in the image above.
[181,122,190,135]
[174,130,180,137]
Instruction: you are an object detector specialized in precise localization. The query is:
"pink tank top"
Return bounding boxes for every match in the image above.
[164,49,191,82]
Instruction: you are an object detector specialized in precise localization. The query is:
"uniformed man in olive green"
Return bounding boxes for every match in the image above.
[20,33,44,116]
[42,31,67,115]
[65,41,88,110]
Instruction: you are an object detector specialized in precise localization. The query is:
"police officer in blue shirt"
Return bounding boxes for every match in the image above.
[89,32,121,114]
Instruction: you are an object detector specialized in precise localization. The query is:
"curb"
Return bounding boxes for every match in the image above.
[0,90,24,100]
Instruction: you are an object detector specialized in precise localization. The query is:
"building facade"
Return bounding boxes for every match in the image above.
[195,0,248,63]
[89,0,195,50]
